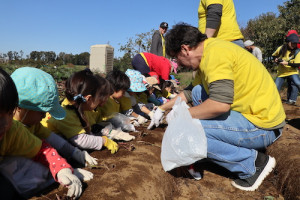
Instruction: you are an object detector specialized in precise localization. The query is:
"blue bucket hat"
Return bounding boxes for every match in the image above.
[125,69,147,92]
[11,67,66,120]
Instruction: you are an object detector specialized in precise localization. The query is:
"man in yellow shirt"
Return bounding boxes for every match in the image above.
[198,0,244,47]
[149,23,285,191]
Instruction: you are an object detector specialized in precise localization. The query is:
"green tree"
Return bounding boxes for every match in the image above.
[241,12,285,66]
[278,0,300,32]
[7,51,13,61]
[119,29,155,58]
[73,52,89,65]
[117,29,155,71]
[113,52,132,71]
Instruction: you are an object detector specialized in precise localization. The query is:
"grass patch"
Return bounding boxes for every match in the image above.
[171,71,194,88]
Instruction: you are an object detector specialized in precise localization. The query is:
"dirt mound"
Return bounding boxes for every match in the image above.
[31,98,299,200]
[267,100,300,200]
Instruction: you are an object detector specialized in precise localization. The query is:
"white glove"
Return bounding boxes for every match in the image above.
[72,147,98,166]
[147,107,165,129]
[57,168,82,199]
[73,168,94,182]
[148,111,154,120]
[109,129,135,141]
[131,119,140,127]
[137,115,148,124]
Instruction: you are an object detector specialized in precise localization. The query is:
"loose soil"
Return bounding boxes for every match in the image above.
[31,92,300,200]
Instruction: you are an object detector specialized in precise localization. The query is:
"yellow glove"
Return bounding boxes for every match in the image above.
[102,136,119,154]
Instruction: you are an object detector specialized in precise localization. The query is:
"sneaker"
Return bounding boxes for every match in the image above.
[286,100,296,105]
[188,164,202,180]
[231,152,276,191]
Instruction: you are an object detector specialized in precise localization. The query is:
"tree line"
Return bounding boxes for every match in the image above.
[0,51,90,66]
[1,0,298,71]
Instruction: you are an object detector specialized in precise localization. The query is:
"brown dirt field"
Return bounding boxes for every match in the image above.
[31,94,300,200]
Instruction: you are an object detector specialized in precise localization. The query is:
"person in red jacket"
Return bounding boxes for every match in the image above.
[131,52,172,83]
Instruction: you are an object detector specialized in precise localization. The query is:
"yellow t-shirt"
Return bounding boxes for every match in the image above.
[161,33,166,57]
[41,99,102,139]
[118,96,132,112]
[135,92,148,104]
[192,69,202,87]
[294,50,300,64]
[272,46,299,77]
[198,0,244,41]
[98,97,121,121]
[13,116,52,140]
[98,95,133,121]
[161,89,170,98]
[0,120,41,158]
[195,38,285,128]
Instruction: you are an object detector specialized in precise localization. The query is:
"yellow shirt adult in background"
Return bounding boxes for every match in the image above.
[41,99,102,139]
[198,0,244,41]
[0,120,41,158]
[197,38,285,128]
[272,46,299,77]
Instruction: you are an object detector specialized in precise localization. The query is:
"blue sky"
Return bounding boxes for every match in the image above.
[0,0,287,58]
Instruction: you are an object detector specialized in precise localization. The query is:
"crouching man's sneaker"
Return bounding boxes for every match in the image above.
[231,152,276,191]
[188,164,202,180]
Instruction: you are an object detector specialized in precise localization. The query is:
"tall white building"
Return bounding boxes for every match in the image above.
[89,44,114,74]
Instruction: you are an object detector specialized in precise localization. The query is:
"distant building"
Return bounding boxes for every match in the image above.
[0,57,7,64]
[89,44,114,74]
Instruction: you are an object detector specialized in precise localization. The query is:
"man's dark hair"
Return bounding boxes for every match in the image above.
[0,68,19,113]
[165,23,208,57]
[106,69,130,92]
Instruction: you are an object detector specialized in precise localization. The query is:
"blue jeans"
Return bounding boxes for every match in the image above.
[287,79,299,102]
[191,85,281,178]
[275,74,300,92]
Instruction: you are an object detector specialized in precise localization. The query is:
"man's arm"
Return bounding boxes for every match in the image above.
[189,99,230,119]
[205,4,223,38]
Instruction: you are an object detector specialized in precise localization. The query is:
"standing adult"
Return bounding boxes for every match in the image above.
[244,40,263,62]
[131,52,172,83]
[285,30,300,105]
[149,23,285,191]
[272,33,300,105]
[198,0,244,47]
[150,22,168,57]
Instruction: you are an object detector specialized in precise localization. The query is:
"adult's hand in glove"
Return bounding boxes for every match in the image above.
[72,147,98,166]
[109,129,135,141]
[147,107,165,129]
[73,168,94,182]
[148,111,154,120]
[57,168,82,199]
[137,115,148,124]
[102,136,119,154]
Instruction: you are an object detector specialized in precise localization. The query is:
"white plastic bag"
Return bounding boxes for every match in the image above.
[161,97,207,172]
[107,113,136,132]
